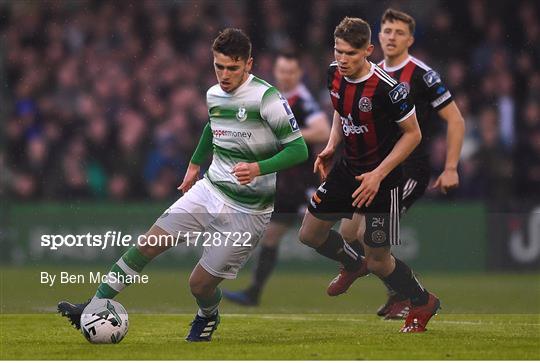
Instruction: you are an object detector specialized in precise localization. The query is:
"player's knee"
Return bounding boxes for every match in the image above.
[298,225,322,247]
[189,276,212,298]
[366,258,380,274]
[365,254,392,275]
[355,229,365,244]
[339,227,356,244]
[137,228,173,258]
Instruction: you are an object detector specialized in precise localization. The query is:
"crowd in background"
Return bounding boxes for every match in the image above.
[2,0,539,203]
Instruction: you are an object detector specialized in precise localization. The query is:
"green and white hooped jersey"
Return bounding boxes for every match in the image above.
[204,74,302,214]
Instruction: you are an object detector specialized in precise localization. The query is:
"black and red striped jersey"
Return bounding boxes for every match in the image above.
[327,61,416,176]
[378,55,453,160]
[278,83,324,183]
[284,83,324,130]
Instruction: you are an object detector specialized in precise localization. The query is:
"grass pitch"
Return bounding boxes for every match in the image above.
[1,267,539,359]
[2,313,539,360]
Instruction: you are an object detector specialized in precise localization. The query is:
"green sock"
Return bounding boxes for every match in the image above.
[196,287,222,317]
[95,247,151,299]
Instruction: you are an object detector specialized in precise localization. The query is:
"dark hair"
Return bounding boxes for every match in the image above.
[381,8,416,35]
[334,17,371,49]
[275,50,300,63]
[212,28,252,61]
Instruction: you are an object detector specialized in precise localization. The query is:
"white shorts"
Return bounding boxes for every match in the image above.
[154,179,271,279]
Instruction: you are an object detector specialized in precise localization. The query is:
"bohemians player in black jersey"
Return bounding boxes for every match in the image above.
[298,17,440,333]
[223,52,330,306]
[328,9,465,320]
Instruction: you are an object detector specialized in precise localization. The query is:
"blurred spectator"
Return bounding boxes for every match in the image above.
[469,107,514,201]
[1,0,538,203]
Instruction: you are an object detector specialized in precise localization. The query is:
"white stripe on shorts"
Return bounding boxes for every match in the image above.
[390,187,400,245]
[402,179,418,200]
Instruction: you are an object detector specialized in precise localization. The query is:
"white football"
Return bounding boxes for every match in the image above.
[80,298,129,344]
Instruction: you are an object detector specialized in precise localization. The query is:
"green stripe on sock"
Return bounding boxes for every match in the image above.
[121,247,150,273]
[96,282,118,299]
[110,263,132,286]
[196,287,222,309]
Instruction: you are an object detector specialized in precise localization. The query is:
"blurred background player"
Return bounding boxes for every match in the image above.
[327,8,465,320]
[298,17,440,333]
[223,51,330,306]
[57,28,308,342]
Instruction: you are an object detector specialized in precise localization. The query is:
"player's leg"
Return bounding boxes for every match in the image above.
[360,187,439,332]
[298,211,366,272]
[186,203,272,341]
[298,163,368,283]
[323,215,370,296]
[58,179,215,330]
[364,243,439,332]
[330,216,409,316]
[57,224,174,329]
[375,176,426,318]
[185,263,224,342]
[378,163,430,317]
[95,225,174,299]
[223,220,288,306]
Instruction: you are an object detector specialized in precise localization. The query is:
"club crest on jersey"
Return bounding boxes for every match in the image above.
[423,70,441,87]
[358,97,372,112]
[236,106,247,121]
[389,82,409,104]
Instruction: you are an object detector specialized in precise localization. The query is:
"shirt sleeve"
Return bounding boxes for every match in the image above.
[386,82,416,123]
[257,137,308,175]
[420,69,453,111]
[190,122,213,165]
[260,86,303,145]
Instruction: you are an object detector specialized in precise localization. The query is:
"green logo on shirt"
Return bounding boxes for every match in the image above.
[236,107,247,121]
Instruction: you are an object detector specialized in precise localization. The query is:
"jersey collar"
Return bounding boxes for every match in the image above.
[231,73,254,94]
[344,62,375,83]
[382,55,411,72]
[218,74,254,96]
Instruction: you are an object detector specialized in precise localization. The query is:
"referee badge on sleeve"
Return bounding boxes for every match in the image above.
[423,70,441,87]
[389,83,409,104]
[289,117,300,131]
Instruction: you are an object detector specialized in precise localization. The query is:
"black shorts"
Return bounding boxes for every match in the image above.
[272,165,317,225]
[401,158,430,213]
[307,162,402,247]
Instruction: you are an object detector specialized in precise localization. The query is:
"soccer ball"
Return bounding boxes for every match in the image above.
[80,298,129,344]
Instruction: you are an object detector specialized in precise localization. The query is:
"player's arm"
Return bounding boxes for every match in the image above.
[432,101,465,193]
[232,138,308,185]
[232,87,308,185]
[352,111,421,208]
[314,111,342,180]
[178,123,212,193]
[352,78,422,208]
[300,113,330,144]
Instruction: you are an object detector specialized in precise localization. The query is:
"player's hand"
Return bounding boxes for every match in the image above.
[313,147,335,181]
[178,163,200,194]
[232,162,260,185]
[351,171,383,208]
[431,168,459,194]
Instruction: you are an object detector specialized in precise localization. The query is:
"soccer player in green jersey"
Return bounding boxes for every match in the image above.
[58,28,308,342]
